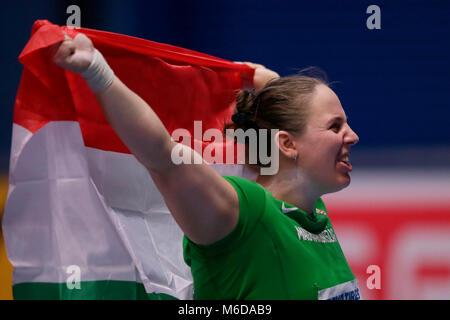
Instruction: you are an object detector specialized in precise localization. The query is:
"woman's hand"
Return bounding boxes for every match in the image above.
[51,32,95,74]
[243,62,280,90]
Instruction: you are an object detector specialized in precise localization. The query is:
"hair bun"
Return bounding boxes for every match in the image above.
[231,112,249,126]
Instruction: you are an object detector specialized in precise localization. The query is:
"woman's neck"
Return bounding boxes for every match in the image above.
[256,168,320,214]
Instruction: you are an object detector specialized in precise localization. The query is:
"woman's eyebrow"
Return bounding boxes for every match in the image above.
[327,115,347,125]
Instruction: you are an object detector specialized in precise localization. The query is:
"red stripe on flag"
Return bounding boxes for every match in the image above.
[15,20,254,157]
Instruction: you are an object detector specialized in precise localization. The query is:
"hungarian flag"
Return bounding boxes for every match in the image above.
[3,20,254,299]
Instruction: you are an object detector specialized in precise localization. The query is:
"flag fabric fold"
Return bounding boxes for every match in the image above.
[3,20,254,300]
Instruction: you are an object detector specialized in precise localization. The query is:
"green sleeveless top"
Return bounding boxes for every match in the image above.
[183,176,360,300]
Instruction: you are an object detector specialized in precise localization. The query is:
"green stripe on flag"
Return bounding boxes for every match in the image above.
[13,281,178,300]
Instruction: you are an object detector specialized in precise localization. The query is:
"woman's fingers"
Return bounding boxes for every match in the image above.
[243,61,266,69]
[50,31,95,74]
[72,33,94,51]
[242,61,279,90]
[62,30,71,40]
[53,39,76,67]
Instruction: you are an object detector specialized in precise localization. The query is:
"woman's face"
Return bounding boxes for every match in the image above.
[294,84,359,194]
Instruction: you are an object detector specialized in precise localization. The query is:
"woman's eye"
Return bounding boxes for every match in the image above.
[329,123,341,132]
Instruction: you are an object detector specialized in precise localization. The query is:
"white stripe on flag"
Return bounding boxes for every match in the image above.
[4,121,254,299]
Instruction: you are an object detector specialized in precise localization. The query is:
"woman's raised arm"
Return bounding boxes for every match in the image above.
[52,33,241,245]
[51,33,278,245]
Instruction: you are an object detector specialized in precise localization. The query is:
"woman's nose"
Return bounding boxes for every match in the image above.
[344,124,359,146]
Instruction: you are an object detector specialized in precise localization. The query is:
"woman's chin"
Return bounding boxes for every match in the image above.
[325,174,351,194]
[337,173,351,190]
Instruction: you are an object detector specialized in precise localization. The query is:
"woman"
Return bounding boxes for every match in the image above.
[52,33,360,300]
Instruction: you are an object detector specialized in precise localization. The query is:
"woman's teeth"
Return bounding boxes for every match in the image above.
[340,155,350,164]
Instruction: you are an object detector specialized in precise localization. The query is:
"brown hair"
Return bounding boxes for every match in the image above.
[224,68,328,166]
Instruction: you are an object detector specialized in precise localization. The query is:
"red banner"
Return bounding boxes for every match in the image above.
[329,203,450,299]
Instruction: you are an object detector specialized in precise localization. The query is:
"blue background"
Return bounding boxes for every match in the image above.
[1,0,449,170]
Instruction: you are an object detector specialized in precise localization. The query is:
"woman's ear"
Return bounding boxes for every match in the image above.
[275,130,298,159]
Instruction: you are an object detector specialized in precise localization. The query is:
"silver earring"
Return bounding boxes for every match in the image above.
[293,154,297,161]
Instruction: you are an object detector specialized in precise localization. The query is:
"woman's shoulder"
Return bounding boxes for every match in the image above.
[221,175,267,216]
[222,175,263,187]
[222,175,268,198]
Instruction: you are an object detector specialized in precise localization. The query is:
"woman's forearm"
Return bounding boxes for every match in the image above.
[95,76,175,172]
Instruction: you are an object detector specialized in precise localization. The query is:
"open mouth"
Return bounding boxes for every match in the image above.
[339,155,350,165]
[337,153,352,171]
